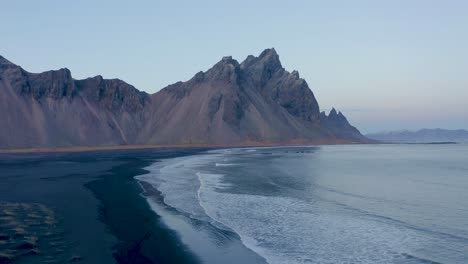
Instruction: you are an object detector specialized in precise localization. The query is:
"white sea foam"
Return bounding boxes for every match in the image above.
[215,163,237,167]
[139,150,417,263]
[136,154,218,222]
[196,171,428,264]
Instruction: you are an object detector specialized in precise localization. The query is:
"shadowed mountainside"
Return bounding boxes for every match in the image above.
[0,49,368,149]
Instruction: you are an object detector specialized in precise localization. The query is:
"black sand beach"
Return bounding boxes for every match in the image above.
[0,148,207,263]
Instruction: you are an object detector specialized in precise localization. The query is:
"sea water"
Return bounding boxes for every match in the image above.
[137,144,468,264]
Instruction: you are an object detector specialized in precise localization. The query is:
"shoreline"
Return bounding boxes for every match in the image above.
[0,148,208,263]
[83,149,207,264]
[0,140,368,154]
[136,157,268,264]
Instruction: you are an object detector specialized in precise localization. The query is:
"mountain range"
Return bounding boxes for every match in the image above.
[0,49,368,149]
[366,129,468,143]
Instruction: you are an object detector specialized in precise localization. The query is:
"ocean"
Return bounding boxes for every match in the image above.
[137,144,468,264]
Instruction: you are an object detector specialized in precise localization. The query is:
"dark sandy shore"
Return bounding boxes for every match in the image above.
[0,148,209,263]
[0,138,359,154]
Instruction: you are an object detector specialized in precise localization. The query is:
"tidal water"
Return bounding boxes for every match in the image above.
[137,144,468,264]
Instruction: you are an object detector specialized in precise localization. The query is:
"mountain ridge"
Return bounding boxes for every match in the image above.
[0,49,369,149]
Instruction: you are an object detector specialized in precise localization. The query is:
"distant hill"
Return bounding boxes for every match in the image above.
[366,129,468,143]
[0,49,369,149]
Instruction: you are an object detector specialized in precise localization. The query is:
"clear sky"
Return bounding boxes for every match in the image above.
[2,0,467,133]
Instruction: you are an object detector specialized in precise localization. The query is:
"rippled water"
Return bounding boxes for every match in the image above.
[137,144,468,264]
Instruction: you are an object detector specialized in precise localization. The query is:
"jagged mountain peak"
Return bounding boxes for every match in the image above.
[0,55,20,73]
[0,50,369,149]
[0,55,15,66]
[319,108,366,142]
[209,56,240,69]
[204,56,240,81]
[241,48,283,72]
[324,108,348,122]
[220,56,239,64]
[291,70,300,78]
[259,48,279,60]
[46,67,73,76]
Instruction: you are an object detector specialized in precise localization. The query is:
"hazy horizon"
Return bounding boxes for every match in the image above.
[2,0,467,133]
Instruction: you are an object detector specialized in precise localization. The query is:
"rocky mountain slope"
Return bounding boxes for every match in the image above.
[0,49,368,149]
